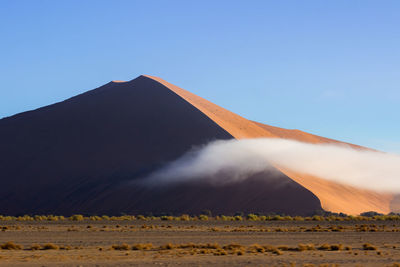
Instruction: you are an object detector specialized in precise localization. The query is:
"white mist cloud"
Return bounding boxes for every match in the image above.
[145,138,400,192]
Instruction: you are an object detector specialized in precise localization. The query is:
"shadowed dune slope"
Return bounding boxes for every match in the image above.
[0,75,322,215]
[144,75,395,215]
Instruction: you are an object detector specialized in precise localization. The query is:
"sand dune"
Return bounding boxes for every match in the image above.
[0,75,321,215]
[143,75,395,215]
[0,74,393,215]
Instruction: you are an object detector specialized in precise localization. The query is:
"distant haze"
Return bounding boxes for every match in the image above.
[146,138,400,192]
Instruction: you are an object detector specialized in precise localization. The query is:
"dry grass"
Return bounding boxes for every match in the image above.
[0,241,22,250]
[29,244,42,250]
[318,244,343,251]
[42,243,59,250]
[111,243,130,250]
[0,213,399,222]
[363,243,378,250]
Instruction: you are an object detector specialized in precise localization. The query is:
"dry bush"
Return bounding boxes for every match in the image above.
[161,216,174,221]
[160,243,175,250]
[318,244,343,251]
[247,214,259,221]
[248,244,265,253]
[29,244,41,250]
[272,248,283,255]
[69,214,84,221]
[223,243,244,250]
[42,243,59,250]
[277,245,290,251]
[330,244,343,251]
[131,243,153,250]
[234,215,243,221]
[198,215,209,221]
[363,243,378,250]
[297,244,316,251]
[176,243,196,249]
[0,241,22,250]
[213,248,228,256]
[179,214,190,221]
[111,243,130,250]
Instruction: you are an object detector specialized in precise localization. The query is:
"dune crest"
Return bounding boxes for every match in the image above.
[0,74,393,215]
[142,75,394,215]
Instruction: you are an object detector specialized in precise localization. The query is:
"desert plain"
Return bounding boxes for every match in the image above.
[1,216,400,266]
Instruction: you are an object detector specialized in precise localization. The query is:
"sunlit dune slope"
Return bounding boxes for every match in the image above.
[144,75,395,215]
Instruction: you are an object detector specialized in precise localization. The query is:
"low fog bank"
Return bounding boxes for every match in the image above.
[144,138,400,192]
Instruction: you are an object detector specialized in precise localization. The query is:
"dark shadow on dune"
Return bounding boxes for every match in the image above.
[0,75,322,215]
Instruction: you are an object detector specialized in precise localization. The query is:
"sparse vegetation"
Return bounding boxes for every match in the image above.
[111,243,130,250]
[363,243,378,250]
[42,243,59,250]
[29,244,42,250]
[318,244,343,251]
[0,212,398,221]
[0,241,22,250]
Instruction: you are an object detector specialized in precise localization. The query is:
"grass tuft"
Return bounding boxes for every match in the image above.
[0,241,22,250]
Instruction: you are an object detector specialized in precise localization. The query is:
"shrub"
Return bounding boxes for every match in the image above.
[131,243,153,250]
[247,214,259,221]
[213,249,228,255]
[330,244,343,251]
[70,214,84,221]
[271,215,284,221]
[198,215,208,221]
[160,243,175,249]
[111,243,130,250]
[42,243,59,250]
[234,215,243,221]
[136,215,146,220]
[222,243,244,250]
[29,244,41,250]
[179,214,190,221]
[249,244,265,253]
[297,244,315,251]
[318,244,343,251]
[0,241,22,250]
[363,243,377,250]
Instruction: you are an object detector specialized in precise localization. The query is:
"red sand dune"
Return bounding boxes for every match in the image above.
[0,75,395,215]
[144,75,396,215]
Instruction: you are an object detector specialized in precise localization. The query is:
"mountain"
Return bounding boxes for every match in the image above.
[0,75,395,215]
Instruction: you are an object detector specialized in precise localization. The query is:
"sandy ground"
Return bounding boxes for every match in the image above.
[1,219,400,266]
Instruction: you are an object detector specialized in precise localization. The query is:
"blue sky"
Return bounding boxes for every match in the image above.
[1,0,399,152]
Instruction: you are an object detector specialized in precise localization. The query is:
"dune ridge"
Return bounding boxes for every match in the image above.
[0,75,322,215]
[142,75,395,215]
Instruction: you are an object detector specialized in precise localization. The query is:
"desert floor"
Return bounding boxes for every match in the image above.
[1,219,400,266]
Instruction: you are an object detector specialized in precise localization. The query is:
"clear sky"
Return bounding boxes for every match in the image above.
[1,0,399,152]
